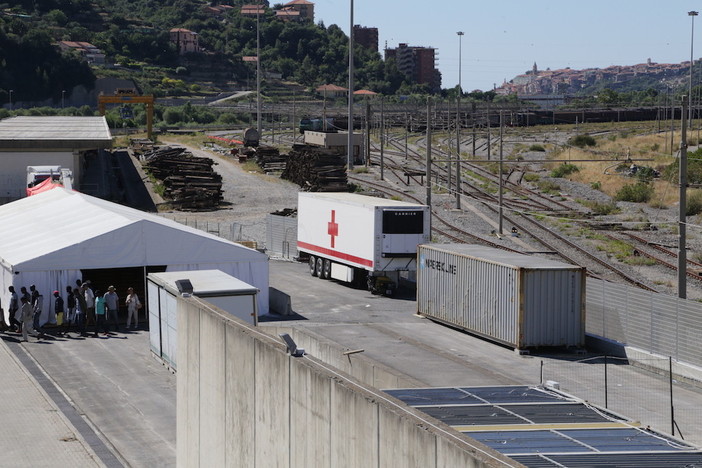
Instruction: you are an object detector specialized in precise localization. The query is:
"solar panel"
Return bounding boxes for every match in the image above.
[512,452,702,468]
[381,385,702,467]
[467,428,695,455]
[384,385,568,406]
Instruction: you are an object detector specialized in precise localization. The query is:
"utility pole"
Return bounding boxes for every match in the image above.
[365,100,371,167]
[256,1,262,137]
[380,97,385,180]
[347,0,355,169]
[679,95,689,299]
[487,104,491,160]
[426,97,432,208]
[499,111,504,235]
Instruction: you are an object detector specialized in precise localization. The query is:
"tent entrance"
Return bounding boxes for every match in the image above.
[81,265,167,324]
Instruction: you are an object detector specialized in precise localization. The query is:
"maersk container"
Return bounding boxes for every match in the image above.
[417,244,585,349]
[297,192,430,293]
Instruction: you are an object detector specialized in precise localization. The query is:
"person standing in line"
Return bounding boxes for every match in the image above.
[83,282,95,328]
[64,286,75,335]
[30,286,43,332]
[20,286,30,304]
[104,286,119,332]
[125,287,141,330]
[20,296,37,342]
[74,287,88,337]
[94,290,108,337]
[8,286,20,333]
[53,291,64,333]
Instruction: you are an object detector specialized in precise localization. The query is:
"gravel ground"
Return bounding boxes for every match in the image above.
[152,138,702,300]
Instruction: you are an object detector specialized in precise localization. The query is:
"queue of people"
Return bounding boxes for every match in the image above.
[1,282,141,342]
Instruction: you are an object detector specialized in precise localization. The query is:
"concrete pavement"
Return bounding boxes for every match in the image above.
[0,327,176,468]
[0,335,104,467]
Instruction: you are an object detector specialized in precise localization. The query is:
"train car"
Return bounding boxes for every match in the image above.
[297,192,430,294]
[243,127,259,147]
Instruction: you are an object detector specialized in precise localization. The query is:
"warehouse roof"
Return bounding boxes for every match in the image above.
[385,385,702,467]
[0,116,112,150]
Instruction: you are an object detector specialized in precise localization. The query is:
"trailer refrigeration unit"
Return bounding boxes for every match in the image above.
[297,192,430,294]
[417,244,586,350]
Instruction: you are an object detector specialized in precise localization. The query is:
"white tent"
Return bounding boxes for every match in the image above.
[0,188,268,325]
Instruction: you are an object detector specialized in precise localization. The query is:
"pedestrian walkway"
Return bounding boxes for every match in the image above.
[0,337,103,467]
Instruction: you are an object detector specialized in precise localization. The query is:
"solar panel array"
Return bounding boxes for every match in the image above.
[383,385,702,468]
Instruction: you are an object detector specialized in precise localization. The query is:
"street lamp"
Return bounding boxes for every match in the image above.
[256,0,262,137]
[9,89,13,110]
[62,90,66,109]
[347,0,355,169]
[456,31,464,209]
[689,11,698,129]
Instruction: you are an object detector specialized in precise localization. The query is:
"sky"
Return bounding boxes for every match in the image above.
[311,1,702,92]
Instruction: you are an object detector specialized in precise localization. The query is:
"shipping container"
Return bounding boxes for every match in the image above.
[147,269,258,370]
[417,244,585,349]
[297,192,430,294]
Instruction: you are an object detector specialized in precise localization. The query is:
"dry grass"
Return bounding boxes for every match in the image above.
[549,131,680,206]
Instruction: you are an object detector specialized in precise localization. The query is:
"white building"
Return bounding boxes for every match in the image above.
[0,116,112,202]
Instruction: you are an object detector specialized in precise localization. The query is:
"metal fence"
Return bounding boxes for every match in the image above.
[540,354,702,444]
[586,277,702,368]
[157,215,246,244]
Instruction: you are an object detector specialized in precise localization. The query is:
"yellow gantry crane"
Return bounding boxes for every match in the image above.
[97,89,155,140]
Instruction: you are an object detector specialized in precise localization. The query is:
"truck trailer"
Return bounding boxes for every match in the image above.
[296,192,430,294]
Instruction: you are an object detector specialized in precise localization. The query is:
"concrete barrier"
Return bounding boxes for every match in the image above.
[268,287,292,316]
[177,295,520,467]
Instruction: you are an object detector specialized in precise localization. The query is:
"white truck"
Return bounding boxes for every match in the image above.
[26,165,73,192]
[296,192,430,294]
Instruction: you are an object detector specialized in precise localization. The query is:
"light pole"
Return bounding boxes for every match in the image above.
[62,90,66,109]
[256,0,262,137]
[347,0,355,169]
[689,11,698,129]
[456,31,464,209]
[9,89,13,110]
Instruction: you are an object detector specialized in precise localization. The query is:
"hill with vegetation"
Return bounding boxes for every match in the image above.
[1,0,418,105]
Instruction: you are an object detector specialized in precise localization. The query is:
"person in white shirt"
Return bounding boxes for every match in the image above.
[125,287,141,329]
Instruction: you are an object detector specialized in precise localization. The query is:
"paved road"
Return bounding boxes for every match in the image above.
[265,259,702,445]
[2,258,701,468]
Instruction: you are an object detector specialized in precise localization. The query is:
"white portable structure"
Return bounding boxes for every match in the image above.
[0,188,269,326]
[147,270,258,370]
[297,192,430,292]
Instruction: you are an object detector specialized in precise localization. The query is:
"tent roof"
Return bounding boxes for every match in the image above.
[0,188,266,272]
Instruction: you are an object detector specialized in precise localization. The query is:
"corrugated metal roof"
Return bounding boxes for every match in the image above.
[423,244,582,270]
[383,385,701,468]
[0,116,112,149]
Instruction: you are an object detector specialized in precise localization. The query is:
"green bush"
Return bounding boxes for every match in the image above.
[528,144,545,152]
[537,180,560,194]
[568,134,596,147]
[635,166,658,183]
[615,182,655,203]
[591,181,602,190]
[663,147,702,184]
[687,189,702,216]
[551,163,580,178]
[523,173,540,182]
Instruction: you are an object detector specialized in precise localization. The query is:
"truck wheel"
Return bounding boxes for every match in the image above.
[315,257,324,278]
[322,259,332,279]
[309,256,318,276]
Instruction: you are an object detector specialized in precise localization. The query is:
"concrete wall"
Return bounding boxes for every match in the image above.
[177,296,521,468]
